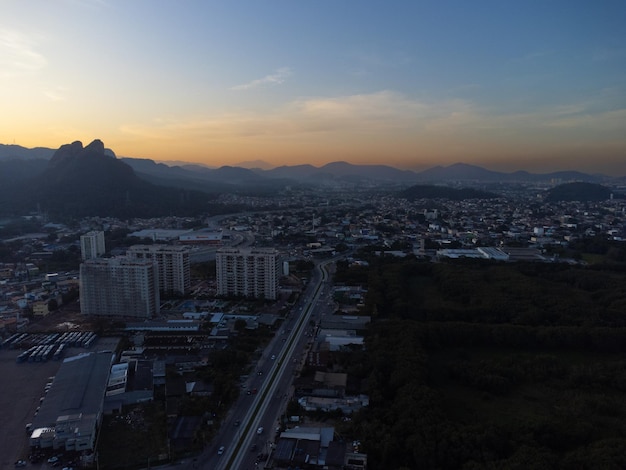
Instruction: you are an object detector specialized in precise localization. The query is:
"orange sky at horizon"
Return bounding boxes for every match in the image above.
[2,2,625,176]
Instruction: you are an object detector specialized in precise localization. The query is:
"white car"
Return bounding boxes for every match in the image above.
[257,426,264,434]
[218,445,225,455]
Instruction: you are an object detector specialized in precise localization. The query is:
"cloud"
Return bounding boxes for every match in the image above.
[230,67,292,90]
[0,29,47,77]
[42,87,68,102]
[119,90,626,151]
[62,0,109,8]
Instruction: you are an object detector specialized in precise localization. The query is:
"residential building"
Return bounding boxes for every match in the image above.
[80,258,159,318]
[127,244,191,295]
[216,247,280,300]
[80,231,106,260]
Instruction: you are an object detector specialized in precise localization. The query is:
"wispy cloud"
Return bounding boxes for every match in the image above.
[230,67,292,91]
[0,29,47,77]
[119,90,626,149]
[42,86,68,102]
[62,0,109,8]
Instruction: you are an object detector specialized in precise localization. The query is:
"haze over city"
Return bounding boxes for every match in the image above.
[1,0,625,174]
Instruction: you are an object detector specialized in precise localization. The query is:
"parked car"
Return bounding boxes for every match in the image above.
[257,426,264,434]
[14,461,27,468]
[218,446,225,455]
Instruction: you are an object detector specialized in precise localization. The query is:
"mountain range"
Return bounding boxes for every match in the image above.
[1,142,621,187]
[0,140,623,218]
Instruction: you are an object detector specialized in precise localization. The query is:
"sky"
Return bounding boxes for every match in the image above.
[1,1,625,174]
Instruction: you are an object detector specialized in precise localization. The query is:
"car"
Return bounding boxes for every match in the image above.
[251,388,258,394]
[218,445,225,455]
[271,354,276,360]
[14,461,27,468]
[251,443,258,451]
[234,420,240,426]
[257,426,264,434]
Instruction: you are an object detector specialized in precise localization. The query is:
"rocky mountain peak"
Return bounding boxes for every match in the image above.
[48,139,114,167]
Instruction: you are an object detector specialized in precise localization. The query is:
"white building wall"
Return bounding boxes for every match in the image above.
[127,244,190,295]
[216,248,280,300]
[80,231,106,260]
[80,258,160,318]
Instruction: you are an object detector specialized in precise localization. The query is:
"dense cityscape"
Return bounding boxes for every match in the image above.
[1,162,626,469]
[3,1,625,468]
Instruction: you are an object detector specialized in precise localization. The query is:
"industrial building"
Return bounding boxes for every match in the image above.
[216,247,280,300]
[80,257,160,318]
[29,352,114,453]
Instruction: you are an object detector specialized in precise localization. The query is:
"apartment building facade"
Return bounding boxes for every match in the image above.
[80,231,106,260]
[126,244,191,296]
[79,258,160,318]
[216,247,280,300]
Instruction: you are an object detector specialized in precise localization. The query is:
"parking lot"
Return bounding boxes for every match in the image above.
[0,328,120,470]
[0,347,61,469]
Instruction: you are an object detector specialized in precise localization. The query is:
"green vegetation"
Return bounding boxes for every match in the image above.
[337,255,626,469]
[98,403,168,468]
[545,182,612,202]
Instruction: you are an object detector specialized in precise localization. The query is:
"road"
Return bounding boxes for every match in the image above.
[188,257,335,470]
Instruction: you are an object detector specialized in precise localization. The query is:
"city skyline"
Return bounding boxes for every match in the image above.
[1,1,625,174]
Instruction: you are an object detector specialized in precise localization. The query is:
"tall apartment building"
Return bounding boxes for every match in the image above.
[80,231,106,260]
[126,244,190,296]
[80,258,160,318]
[216,247,280,300]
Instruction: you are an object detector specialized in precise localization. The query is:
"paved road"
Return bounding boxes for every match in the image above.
[185,258,334,470]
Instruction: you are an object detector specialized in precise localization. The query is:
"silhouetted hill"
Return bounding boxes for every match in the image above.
[400,184,500,200]
[416,163,604,183]
[416,163,504,182]
[0,140,212,218]
[1,142,620,188]
[545,182,613,202]
[234,159,274,170]
[262,164,319,179]
[0,143,54,160]
[319,161,418,181]
[121,157,286,195]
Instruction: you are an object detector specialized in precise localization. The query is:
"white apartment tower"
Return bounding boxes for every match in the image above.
[126,244,191,296]
[80,258,160,318]
[80,231,106,260]
[216,247,280,300]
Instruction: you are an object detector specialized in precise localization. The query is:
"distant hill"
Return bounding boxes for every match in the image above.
[260,161,417,182]
[234,159,274,170]
[121,157,288,195]
[0,143,55,161]
[0,140,212,218]
[415,163,604,184]
[545,182,613,202]
[1,142,621,188]
[399,184,500,201]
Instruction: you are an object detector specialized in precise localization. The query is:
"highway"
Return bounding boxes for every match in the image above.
[190,257,334,470]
